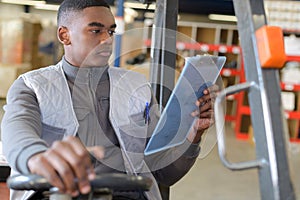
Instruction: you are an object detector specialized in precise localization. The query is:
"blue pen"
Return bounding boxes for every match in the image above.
[144,102,150,124]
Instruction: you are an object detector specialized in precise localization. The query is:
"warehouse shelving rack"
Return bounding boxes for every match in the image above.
[234,55,300,143]
[145,33,300,143]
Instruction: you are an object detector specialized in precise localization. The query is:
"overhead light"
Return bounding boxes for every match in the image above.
[34,4,59,11]
[0,0,46,6]
[208,14,237,22]
[0,0,58,11]
[124,2,156,10]
[136,0,156,3]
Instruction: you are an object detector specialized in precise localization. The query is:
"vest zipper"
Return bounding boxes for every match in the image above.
[88,70,97,144]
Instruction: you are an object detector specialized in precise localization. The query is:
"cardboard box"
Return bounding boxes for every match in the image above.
[281,62,300,84]
[287,119,299,139]
[284,35,300,56]
[0,14,42,67]
[281,91,296,111]
[0,63,31,98]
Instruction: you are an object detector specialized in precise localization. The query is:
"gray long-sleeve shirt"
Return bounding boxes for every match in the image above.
[1,58,201,194]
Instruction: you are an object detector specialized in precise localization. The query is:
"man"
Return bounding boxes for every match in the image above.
[1,0,218,199]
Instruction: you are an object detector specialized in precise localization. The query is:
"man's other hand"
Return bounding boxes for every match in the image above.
[27,136,104,197]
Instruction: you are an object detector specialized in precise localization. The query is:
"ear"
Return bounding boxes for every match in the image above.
[57,26,71,45]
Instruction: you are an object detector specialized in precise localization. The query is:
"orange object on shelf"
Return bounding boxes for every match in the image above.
[255,25,287,68]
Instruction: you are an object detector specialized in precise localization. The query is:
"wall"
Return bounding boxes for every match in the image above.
[0,4,24,18]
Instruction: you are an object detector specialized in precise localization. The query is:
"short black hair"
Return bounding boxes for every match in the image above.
[57,0,110,26]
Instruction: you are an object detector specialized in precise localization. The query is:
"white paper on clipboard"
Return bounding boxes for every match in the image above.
[144,55,226,156]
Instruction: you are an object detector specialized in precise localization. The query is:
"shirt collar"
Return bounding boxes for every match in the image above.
[62,57,109,84]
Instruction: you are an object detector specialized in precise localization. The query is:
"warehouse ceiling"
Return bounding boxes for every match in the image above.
[1,0,235,16]
[47,0,235,12]
[73,0,235,16]
[178,0,234,15]
[124,0,235,15]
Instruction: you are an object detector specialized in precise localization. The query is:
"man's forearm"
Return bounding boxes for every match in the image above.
[148,139,200,186]
[1,78,47,173]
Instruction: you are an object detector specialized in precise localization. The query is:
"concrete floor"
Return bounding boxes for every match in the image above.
[170,124,300,200]
[1,99,300,200]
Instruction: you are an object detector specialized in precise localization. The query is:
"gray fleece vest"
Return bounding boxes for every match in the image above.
[19,62,162,200]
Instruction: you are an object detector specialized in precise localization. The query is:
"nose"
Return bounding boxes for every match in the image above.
[100,31,113,44]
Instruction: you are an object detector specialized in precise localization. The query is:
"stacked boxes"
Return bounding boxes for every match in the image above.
[0,63,31,98]
[0,14,42,67]
[0,14,42,98]
[265,1,300,56]
[264,0,300,32]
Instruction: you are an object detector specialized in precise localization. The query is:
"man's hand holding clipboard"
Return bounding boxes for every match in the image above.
[144,55,226,156]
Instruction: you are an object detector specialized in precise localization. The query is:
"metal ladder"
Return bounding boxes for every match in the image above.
[150,0,296,199]
[214,0,296,199]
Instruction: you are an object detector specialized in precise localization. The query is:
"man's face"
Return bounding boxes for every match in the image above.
[63,6,116,67]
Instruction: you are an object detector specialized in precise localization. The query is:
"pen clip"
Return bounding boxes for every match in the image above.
[144,102,150,124]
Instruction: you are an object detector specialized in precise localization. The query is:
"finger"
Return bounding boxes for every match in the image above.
[198,84,219,102]
[86,146,105,161]
[199,102,211,112]
[204,84,219,94]
[191,110,199,117]
[191,104,212,117]
[192,97,215,117]
[206,91,218,100]
[86,146,105,179]
[199,109,214,118]
[57,137,92,195]
[28,153,66,192]
[197,118,215,130]
[197,92,217,106]
[45,145,78,196]
[191,106,214,118]
[65,137,95,176]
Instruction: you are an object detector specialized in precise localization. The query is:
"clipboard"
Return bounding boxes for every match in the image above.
[144,55,226,156]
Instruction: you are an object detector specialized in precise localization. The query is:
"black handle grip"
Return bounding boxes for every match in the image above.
[7,173,153,192]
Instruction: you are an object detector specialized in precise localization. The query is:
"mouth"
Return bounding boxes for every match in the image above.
[97,49,112,57]
[98,51,111,57]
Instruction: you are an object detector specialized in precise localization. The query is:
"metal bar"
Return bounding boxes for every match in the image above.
[226,29,233,46]
[213,26,221,56]
[159,0,177,107]
[150,0,177,109]
[149,0,164,102]
[113,0,124,67]
[215,82,267,171]
[232,0,296,199]
[262,69,296,200]
[177,21,237,30]
[190,25,197,56]
[150,1,178,198]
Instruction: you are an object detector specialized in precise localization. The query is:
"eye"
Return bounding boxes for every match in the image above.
[108,30,116,36]
[90,29,115,36]
[91,29,101,34]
